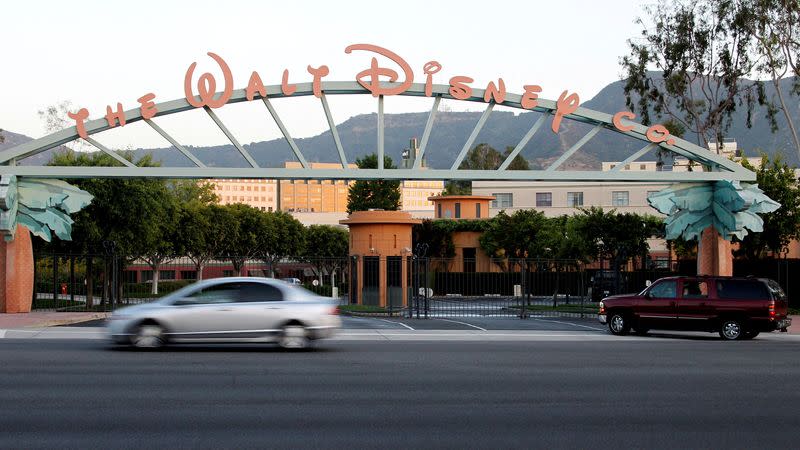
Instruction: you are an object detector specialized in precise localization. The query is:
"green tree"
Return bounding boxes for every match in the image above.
[43,150,173,302]
[256,211,306,277]
[220,204,263,276]
[573,207,661,277]
[302,224,349,286]
[479,209,551,271]
[347,154,401,213]
[739,0,800,158]
[738,154,800,258]
[444,144,529,195]
[412,219,456,259]
[172,203,235,281]
[621,0,772,149]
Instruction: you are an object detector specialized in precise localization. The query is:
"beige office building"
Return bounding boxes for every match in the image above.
[211,178,278,212]
[209,162,443,223]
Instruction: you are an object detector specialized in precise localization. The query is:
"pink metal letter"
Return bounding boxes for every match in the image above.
[307,65,330,98]
[345,43,414,96]
[183,52,234,109]
[612,111,636,132]
[138,93,158,120]
[552,91,580,133]
[105,102,126,128]
[68,108,90,139]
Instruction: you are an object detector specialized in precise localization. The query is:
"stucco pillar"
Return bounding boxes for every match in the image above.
[697,226,732,276]
[0,225,34,313]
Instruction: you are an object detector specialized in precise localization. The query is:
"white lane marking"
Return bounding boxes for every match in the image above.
[434,318,487,331]
[0,330,6,338]
[531,318,605,331]
[377,319,415,330]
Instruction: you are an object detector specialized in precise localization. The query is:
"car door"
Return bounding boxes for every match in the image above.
[676,279,713,329]
[637,279,678,328]
[165,282,242,339]
[224,281,288,338]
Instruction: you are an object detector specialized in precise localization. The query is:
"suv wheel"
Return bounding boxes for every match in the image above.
[719,318,744,340]
[742,330,760,340]
[608,312,631,335]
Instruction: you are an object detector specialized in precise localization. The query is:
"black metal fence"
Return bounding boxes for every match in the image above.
[406,258,682,319]
[34,251,795,316]
[32,253,351,312]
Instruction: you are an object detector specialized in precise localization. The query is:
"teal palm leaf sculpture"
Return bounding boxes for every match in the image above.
[648,181,780,241]
[0,175,93,242]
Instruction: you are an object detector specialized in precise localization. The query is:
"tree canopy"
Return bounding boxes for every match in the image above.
[738,154,800,258]
[347,154,401,213]
[621,0,800,159]
[444,144,530,195]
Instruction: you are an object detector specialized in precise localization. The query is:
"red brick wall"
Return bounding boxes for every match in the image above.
[0,226,34,313]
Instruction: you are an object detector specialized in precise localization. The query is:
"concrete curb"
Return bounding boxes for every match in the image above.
[0,312,110,329]
[31,313,110,328]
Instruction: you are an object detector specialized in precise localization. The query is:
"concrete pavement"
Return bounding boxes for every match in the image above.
[0,311,109,328]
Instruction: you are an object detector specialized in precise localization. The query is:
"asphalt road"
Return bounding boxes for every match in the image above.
[1,336,799,449]
[65,315,608,331]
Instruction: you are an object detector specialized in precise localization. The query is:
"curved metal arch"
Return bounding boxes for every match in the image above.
[0,81,755,181]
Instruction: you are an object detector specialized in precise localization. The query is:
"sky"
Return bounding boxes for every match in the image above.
[0,0,651,149]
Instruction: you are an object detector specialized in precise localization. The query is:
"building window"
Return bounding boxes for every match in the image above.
[476,203,481,218]
[455,202,461,218]
[536,192,552,207]
[492,193,513,208]
[159,270,175,281]
[437,203,442,218]
[612,191,630,206]
[640,164,647,170]
[567,192,583,207]
[180,270,197,280]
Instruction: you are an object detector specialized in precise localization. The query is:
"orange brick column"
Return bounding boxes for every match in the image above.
[697,226,733,276]
[0,225,34,313]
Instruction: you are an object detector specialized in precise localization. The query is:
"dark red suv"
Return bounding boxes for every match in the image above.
[598,276,791,340]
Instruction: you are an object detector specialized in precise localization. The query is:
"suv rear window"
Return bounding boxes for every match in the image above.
[765,279,786,301]
[716,280,769,300]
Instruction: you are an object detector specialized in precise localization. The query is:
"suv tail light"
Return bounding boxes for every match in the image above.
[769,300,775,317]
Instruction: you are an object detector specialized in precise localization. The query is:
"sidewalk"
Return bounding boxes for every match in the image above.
[0,311,109,329]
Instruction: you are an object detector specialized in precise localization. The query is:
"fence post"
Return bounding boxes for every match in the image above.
[69,254,76,304]
[580,265,585,319]
[52,251,58,307]
[520,259,527,319]
[31,253,37,307]
[423,258,429,319]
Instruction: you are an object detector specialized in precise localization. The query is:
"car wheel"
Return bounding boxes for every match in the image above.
[133,323,166,349]
[719,318,745,340]
[742,330,760,340]
[608,312,631,335]
[279,324,310,350]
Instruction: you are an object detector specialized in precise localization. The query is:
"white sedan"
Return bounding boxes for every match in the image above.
[107,277,340,349]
